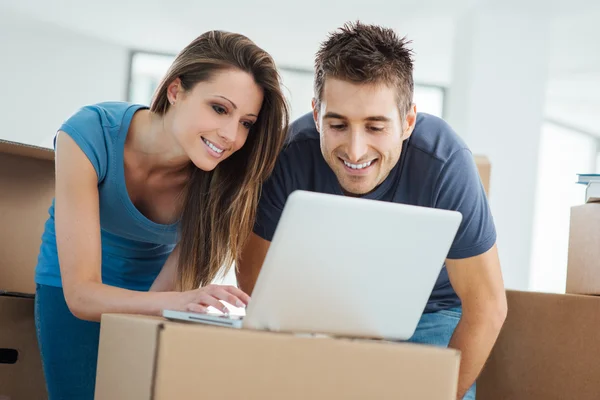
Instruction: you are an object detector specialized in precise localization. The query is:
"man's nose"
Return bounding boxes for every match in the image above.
[346,130,368,162]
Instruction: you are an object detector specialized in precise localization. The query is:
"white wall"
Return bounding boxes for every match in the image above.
[0,10,129,149]
[446,9,550,291]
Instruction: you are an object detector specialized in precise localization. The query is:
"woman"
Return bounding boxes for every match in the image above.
[34,30,289,399]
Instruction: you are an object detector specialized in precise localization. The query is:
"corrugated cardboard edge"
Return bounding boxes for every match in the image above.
[0,292,34,299]
[0,139,54,161]
[95,314,164,400]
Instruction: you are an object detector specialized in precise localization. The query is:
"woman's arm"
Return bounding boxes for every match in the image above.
[55,132,248,322]
[150,245,180,292]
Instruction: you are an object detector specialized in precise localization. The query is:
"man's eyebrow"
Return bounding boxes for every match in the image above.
[365,116,392,123]
[323,112,346,120]
[323,112,391,123]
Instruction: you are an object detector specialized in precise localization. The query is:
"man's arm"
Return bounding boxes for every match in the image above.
[237,232,271,295]
[445,243,507,399]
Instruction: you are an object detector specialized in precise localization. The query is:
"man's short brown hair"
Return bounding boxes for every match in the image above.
[314,21,414,117]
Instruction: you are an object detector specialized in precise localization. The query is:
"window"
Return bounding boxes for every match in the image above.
[128,52,446,119]
[529,122,599,293]
[127,52,173,105]
[279,68,314,121]
[277,68,446,120]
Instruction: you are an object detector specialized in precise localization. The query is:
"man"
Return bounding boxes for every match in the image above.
[237,21,507,400]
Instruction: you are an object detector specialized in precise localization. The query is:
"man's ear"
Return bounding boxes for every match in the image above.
[403,104,417,140]
[312,98,321,132]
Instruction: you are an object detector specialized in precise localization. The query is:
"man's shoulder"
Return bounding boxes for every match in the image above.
[407,113,469,165]
[287,112,320,145]
[265,112,330,194]
[276,112,321,163]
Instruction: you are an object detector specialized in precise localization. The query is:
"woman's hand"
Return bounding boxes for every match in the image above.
[178,284,251,314]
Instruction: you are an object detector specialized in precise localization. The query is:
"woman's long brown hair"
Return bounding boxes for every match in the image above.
[150,31,289,291]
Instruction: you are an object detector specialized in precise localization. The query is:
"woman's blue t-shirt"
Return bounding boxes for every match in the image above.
[35,102,180,291]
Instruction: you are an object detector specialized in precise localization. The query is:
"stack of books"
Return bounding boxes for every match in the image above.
[576,174,600,203]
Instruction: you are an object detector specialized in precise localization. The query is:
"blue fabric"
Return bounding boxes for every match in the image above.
[35,284,100,400]
[34,102,179,291]
[253,112,497,312]
[407,307,476,399]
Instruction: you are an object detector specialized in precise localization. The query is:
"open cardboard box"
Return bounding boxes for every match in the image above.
[0,139,53,399]
[95,313,461,400]
[477,290,600,400]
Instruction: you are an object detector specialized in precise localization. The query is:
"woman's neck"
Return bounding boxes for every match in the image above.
[126,109,191,175]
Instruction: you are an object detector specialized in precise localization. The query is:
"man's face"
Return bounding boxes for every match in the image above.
[313,78,416,196]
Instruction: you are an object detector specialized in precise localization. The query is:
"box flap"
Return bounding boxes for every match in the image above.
[152,321,460,400]
[0,141,55,294]
[0,139,54,161]
[478,290,600,399]
[95,314,163,400]
[0,291,34,299]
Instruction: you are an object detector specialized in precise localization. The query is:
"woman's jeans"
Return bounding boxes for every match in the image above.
[35,284,100,400]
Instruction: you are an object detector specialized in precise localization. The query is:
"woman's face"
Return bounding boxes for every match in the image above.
[167,69,264,171]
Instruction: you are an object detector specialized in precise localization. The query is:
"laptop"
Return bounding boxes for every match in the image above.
[163,190,462,340]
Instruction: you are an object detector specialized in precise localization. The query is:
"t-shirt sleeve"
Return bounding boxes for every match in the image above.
[253,152,293,242]
[432,148,497,259]
[55,106,108,182]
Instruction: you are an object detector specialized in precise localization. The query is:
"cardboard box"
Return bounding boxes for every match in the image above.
[0,139,54,400]
[477,290,600,400]
[96,313,461,400]
[566,203,600,295]
[0,295,47,399]
[474,155,491,196]
[0,139,55,295]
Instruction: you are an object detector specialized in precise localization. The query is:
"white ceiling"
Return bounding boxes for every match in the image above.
[2,0,599,135]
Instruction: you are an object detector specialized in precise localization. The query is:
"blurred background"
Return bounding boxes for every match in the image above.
[1,0,598,295]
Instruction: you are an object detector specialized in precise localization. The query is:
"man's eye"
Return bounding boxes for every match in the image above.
[369,126,384,132]
[212,105,227,115]
[330,124,345,130]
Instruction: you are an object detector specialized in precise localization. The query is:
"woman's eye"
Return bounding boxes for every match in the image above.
[212,105,227,115]
[242,121,253,129]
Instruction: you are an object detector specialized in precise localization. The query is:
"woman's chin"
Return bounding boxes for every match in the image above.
[191,156,222,172]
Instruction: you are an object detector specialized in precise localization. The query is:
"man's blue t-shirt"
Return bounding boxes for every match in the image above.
[253,112,496,312]
[35,102,179,292]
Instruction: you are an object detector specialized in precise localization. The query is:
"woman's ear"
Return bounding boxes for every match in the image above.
[167,77,183,105]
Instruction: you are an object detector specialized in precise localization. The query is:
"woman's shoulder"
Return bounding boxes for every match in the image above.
[62,101,146,131]
[56,101,146,182]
